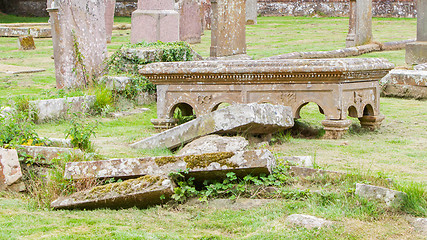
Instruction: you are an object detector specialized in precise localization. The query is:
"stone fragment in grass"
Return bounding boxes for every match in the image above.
[132,103,293,150]
[18,36,36,50]
[355,183,407,207]
[64,149,275,181]
[286,214,333,229]
[410,218,427,234]
[51,175,173,210]
[281,156,313,168]
[16,145,83,163]
[177,134,249,155]
[0,148,22,191]
[289,166,346,178]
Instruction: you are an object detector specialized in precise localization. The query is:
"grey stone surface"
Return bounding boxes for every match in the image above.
[109,108,150,118]
[0,24,51,38]
[281,156,313,168]
[0,64,45,74]
[99,76,131,91]
[406,41,427,65]
[0,148,22,191]
[46,138,73,148]
[346,0,373,47]
[355,183,407,207]
[51,175,173,210]
[414,63,427,71]
[17,146,83,163]
[289,166,346,178]
[246,0,257,25]
[48,0,107,89]
[210,0,246,57]
[416,0,427,42]
[64,149,276,180]
[178,0,202,44]
[135,92,156,105]
[105,0,116,43]
[31,96,95,122]
[177,134,249,155]
[380,69,427,99]
[132,103,293,150]
[411,218,427,234]
[286,214,333,229]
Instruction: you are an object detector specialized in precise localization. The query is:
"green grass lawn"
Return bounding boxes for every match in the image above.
[0,15,425,240]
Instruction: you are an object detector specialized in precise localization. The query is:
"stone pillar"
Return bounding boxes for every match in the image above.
[178,0,202,44]
[406,0,427,65]
[346,0,373,47]
[105,0,116,43]
[47,0,107,89]
[210,0,246,58]
[246,0,257,25]
[201,0,212,30]
[130,0,179,44]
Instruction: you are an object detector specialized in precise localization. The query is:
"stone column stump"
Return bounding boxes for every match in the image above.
[346,0,373,47]
[406,0,427,65]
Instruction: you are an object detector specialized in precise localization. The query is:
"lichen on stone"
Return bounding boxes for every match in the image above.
[183,152,236,169]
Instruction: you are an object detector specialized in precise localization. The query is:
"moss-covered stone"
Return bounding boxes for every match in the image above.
[154,152,236,169]
[18,36,35,50]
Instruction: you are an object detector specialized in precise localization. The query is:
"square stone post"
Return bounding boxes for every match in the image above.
[246,0,257,25]
[406,0,427,65]
[346,0,373,47]
[201,0,212,30]
[47,0,107,89]
[179,0,202,44]
[105,0,116,43]
[130,0,180,44]
[210,0,246,57]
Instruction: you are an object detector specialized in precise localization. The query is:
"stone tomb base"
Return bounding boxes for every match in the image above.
[140,58,394,139]
[406,41,427,65]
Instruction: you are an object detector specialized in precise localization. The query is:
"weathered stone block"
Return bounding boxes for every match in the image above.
[64,149,275,181]
[246,0,257,25]
[380,69,427,99]
[105,0,116,43]
[346,0,373,47]
[18,36,36,50]
[289,166,346,178]
[210,0,246,57]
[0,148,22,191]
[31,96,95,123]
[355,183,407,207]
[406,41,427,65]
[99,76,131,91]
[286,214,333,229]
[179,0,202,44]
[17,146,83,163]
[411,218,427,235]
[132,103,293,150]
[51,175,173,210]
[177,135,249,156]
[281,156,313,168]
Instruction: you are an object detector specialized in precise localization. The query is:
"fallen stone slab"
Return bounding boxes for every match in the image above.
[132,103,293,150]
[0,64,45,74]
[31,96,95,123]
[0,25,51,38]
[286,214,333,229]
[16,145,83,163]
[0,148,22,191]
[289,166,346,178]
[98,75,131,91]
[355,183,407,207]
[45,138,73,148]
[380,69,427,99]
[51,175,173,210]
[281,156,313,168]
[109,108,150,118]
[177,134,249,156]
[64,149,275,181]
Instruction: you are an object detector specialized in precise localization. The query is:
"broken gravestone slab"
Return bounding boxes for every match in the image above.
[18,36,36,50]
[16,145,83,163]
[286,214,334,229]
[280,156,314,168]
[380,69,427,100]
[51,175,173,210]
[0,64,45,74]
[0,148,22,191]
[132,103,293,150]
[177,134,249,156]
[64,149,275,181]
[31,96,95,123]
[355,183,407,207]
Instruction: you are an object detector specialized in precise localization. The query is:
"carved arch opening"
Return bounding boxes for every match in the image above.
[169,102,195,119]
[348,106,358,118]
[211,102,231,112]
[363,104,374,116]
[295,102,325,119]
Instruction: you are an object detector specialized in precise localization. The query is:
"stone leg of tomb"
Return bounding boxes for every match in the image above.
[321,119,352,139]
[358,115,385,131]
[406,0,427,65]
[151,118,178,129]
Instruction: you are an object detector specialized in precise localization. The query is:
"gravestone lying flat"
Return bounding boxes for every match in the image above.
[380,69,427,99]
[355,183,407,207]
[51,175,173,210]
[64,149,276,181]
[0,64,45,74]
[132,103,293,149]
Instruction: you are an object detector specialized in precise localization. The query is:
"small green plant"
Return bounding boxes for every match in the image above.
[65,115,98,152]
[91,84,113,115]
[13,95,38,122]
[173,108,196,125]
[0,110,44,146]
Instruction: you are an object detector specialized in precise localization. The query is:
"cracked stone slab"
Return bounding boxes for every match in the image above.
[177,134,249,155]
[51,175,173,210]
[132,103,293,150]
[355,183,407,207]
[0,148,22,191]
[0,64,45,74]
[286,214,334,229]
[64,149,276,181]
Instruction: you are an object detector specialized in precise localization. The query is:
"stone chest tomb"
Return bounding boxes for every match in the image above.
[140,58,394,138]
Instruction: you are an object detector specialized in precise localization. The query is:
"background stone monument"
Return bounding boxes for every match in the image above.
[178,0,202,44]
[201,0,212,30]
[47,0,107,89]
[246,0,257,25]
[130,0,179,44]
[406,0,427,65]
[210,0,246,57]
[346,0,373,47]
[105,0,116,43]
